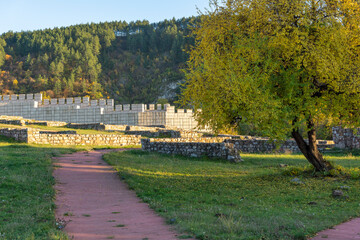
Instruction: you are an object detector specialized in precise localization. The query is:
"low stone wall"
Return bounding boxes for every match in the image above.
[28,131,141,146]
[0,128,28,142]
[141,138,242,162]
[148,137,230,143]
[0,116,67,127]
[67,123,109,131]
[0,127,141,146]
[66,123,207,138]
[225,139,333,153]
[27,120,67,127]
[0,119,25,126]
[142,137,334,159]
[332,126,360,149]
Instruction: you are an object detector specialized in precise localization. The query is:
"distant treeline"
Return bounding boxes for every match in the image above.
[0,17,199,103]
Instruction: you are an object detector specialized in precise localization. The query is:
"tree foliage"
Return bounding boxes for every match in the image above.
[181,0,360,171]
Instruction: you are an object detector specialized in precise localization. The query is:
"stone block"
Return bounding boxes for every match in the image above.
[58,98,65,105]
[18,94,26,100]
[34,93,42,102]
[90,100,98,106]
[131,104,145,112]
[74,97,81,104]
[82,97,90,104]
[3,95,9,101]
[26,94,34,101]
[107,99,114,106]
[177,109,185,114]
[148,104,155,111]
[10,94,17,101]
[123,104,130,111]
[50,99,58,105]
[115,105,123,111]
[66,98,73,104]
[166,106,175,113]
[99,99,106,106]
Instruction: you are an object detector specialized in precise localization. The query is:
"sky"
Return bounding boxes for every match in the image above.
[0,0,210,34]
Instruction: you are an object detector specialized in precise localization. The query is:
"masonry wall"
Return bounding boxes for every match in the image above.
[142,137,334,156]
[0,128,28,142]
[332,126,360,149]
[0,128,141,146]
[141,138,242,162]
[0,93,198,130]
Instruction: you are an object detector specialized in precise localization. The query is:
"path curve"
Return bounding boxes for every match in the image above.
[310,218,360,240]
[53,149,182,240]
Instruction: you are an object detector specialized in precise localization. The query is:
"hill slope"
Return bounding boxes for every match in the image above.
[0,17,199,103]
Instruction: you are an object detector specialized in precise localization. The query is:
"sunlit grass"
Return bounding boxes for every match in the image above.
[0,135,75,239]
[104,150,360,240]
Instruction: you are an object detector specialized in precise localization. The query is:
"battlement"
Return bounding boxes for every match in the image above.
[0,93,198,130]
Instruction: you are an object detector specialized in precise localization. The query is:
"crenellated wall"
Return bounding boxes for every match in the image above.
[0,93,198,130]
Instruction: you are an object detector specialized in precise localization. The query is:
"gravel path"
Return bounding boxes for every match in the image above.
[53,149,182,240]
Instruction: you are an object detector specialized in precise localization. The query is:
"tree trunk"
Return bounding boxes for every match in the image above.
[291,120,333,172]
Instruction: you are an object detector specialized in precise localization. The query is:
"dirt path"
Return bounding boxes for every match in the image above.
[53,149,182,240]
[310,218,360,240]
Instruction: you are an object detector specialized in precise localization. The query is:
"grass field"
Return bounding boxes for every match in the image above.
[0,136,76,240]
[104,150,360,240]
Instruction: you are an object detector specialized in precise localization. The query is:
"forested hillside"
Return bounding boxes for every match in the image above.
[0,17,198,103]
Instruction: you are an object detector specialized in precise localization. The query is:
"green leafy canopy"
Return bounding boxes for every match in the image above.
[181,0,360,139]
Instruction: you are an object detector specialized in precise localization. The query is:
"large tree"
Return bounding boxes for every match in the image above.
[181,0,360,171]
[0,38,5,69]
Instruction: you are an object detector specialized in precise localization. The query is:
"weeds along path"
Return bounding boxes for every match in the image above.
[53,149,180,240]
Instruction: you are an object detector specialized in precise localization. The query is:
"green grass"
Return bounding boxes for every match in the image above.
[104,150,360,240]
[0,135,77,240]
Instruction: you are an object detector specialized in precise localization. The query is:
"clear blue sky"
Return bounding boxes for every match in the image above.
[0,0,210,34]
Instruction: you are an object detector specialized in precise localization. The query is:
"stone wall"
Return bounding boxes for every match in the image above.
[0,93,199,130]
[141,138,242,162]
[0,128,29,142]
[226,139,333,153]
[0,127,141,146]
[141,137,334,159]
[66,123,205,138]
[332,126,360,149]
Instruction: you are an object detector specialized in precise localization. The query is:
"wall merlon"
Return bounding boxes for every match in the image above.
[10,94,17,101]
[115,105,123,111]
[57,98,65,105]
[26,94,34,100]
[19,94,26,100]
[90,100,98,106]
[166,106,175,113]
[123,104,130,111]
[66,98,73,104]
[34,93,42,102]
[107,99,114,106]
[99,99,106,106]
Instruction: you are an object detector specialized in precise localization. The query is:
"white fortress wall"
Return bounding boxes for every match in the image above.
[0,93,198,129]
